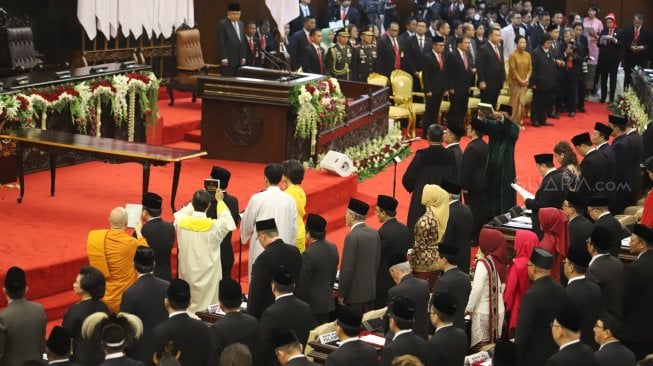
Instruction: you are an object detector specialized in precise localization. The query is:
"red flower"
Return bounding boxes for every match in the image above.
[17,96,29,111]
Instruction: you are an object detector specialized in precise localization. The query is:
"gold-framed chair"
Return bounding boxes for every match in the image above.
[524,89,533,117]
[390,69,425,138]
[496,95,511,110]
[467,96,481,124]
[367,73,413,130]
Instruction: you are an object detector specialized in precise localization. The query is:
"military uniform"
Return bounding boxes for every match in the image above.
[352,42,377,82]
[326,43,352,80]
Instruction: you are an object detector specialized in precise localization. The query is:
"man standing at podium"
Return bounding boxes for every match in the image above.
[218,3,246,76]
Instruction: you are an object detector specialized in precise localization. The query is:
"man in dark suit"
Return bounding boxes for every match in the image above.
[562,191,593,284]
[325,306,377,366]
[622,13,651,88]
[445,36,473,131]
[402,124,456,231]
[0,266,46,366]
[528,11,551,51]
[422,35,448,130]
[563,245,602,349]
[405,20,431,87]
[259,267,313,366]
[273,331,317,366]
[462,119,490,241]
[323,0,360,28]
[444,125,464,181]
[571,22,589,112]
[593,313,637,366]
[381,298,427,366]
[207,166,240,280]
[433,242,471,329]
[626,119,644,198]
[387,254,430,339]
[525,153,569,239]
[476,27,505,106]
[339,199,381,313]
[247,219,303,320]
[254,19,276,54]
[515,248,567,366]
[244,20,262,67]
[596,17,619,104]
[217,3,246,76]
[301,28,325,74]
[98,318,144,366]
[120,247,169,364]
[426,292,469,366]
[45,326,82,366]
[608,115,636,213]
[374,196,411,309]
[295,214,339,326]
[289,16,316,71]
[530,34,556,127]
[442,0,464,23]
[289,0,316,34]
[587,196,624,257]
[421,1,442,25]
[440,180,473,273]
[571,133,610,200]
[212,279,260,361]
[138,192,174,281]
[152,279,214,366]
[375,22,405,78]
[592,123,617,209]
[623,224,653,359]
[586,225,625,318]
[546,303,600,366]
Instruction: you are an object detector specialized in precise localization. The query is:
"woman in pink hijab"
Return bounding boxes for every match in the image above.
[538,207,570,282]
[503,230,538,335]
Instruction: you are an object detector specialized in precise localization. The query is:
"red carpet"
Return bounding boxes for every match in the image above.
[0,96,612,330]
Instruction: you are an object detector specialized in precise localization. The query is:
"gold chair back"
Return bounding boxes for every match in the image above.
[367,72,389,86]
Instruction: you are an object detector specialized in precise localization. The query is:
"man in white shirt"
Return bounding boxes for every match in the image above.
[501,12,526,58]
[241,163,298,278]
[546,304,600,364]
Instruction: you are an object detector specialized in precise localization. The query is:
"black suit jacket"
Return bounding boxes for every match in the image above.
[568,215,593,259]
[528,24,546,51]
[340,223,381,304]
[426,325,468,366]
[442,201,474,273]
[422,50,447,95]
[376,218,411,301]
[405,35,431,74]
[433,267,471,329]
[258,295,313,366]
[381,331,427,366]
[375,34,405,78]
[621,25,652,66]
[643,122,653,162]
[544,341,600,366]
[296,238,339,315]
[594,341,636,366]
[217,18,245,71]
[152,313,214,366]
[140,218,175,281]
[612,134,636,209]
[212,311,260,359]
[422,2,443,24]
[476,42,505,89]
[586,254,625,318]
[243,35,262,67]
[525,169,569,237]
[120,274,170,364]
[597,29,620,63]
[622,250,653,354]
[578,150,610,199]
[441,1,464,22]
[402,144,456,230]
[461,138,489,193]
[301,44,325,74]
[63,299,110,366]
[530,46,557,91]
[445,48,473,93]
[387,274,430,339]
[290,29,311,71]
[207,192,239,280]
[325,340,378,366]
[447,144,463,181]
[99,357,144,366]
[593,214,624,257]
[565,278,602,349]
[597,143,616,193]
[515,276,568,366]
[247,239,303,320]
[289,5,316,34]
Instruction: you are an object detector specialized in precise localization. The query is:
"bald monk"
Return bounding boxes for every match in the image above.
[87,207,148,313]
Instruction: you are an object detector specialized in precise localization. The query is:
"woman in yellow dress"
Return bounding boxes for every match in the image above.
[508,35,532,128]
[282,159,307,252]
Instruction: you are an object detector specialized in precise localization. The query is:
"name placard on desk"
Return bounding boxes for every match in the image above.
[318,331,339,345]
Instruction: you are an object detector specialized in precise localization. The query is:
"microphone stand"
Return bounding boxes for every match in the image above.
[261,49,294,81]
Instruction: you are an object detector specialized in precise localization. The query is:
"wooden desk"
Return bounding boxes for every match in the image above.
[195,310,224,326]
[1,128,206,211]
[308,332,384,364]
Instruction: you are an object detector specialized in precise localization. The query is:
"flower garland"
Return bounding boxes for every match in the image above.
[288,78,347,139]
[610,88,650,132]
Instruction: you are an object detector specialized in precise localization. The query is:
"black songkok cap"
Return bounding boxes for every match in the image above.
[590,226,613,251]
[438,241,459,257]
[594,122,613,137]
[337,305,363,329]
[227,2,241,11]
[134,246,155,267]
[633,224,653,244]
[272,265,294,286]
[4,266,26,292]
[273,330,299,349]
[440,179,462,195]
[608,114,628,126]
[534,153,553,165]
[431,292,458,316]
[47,326,73,356]
[498,104,513,115]
[348,198,369,216]
[167,279,191,304]
[587,195,608,207]
[566,191,587,210]
[210,166,231,189]
[387,253,408,268]
[142,192,162,210]
[530,247,554,269]
[432,35,445,43]
[555,302,581,332]
[566,242,591,268]
[305,213,327,234]
[470,118,485,134]
[389,297,416,321]
[218,279,242,304]
[447,124,466,139]
[377,195,398,213]
[256,218,277,232]
[571,132,592,146]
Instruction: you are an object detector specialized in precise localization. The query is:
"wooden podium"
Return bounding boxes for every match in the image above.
[197,67,390,163]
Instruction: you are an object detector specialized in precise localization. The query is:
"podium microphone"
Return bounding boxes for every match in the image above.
[260,48,294,80]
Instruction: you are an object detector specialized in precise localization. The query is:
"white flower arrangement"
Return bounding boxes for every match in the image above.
[611,88,651,132]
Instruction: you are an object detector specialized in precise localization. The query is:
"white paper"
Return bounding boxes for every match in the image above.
[621,237,631,249]
[511,183,535,200]
[329,20,345,31]
[125,203,143,228]
[359,334,386,347]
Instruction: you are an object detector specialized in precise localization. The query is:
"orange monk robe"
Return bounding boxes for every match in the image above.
[87,229,148,313]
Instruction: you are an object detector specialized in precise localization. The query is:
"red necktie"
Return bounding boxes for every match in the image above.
[260,35,266,50]
[437,52,443,70]
[461,51,468,70]
[342,8,347,21]
[249,38,254,54]
[567,56,573,69]
[609,28,613,37]
[493,45,501,62]
[393,38,401,69]
[635,27,640,44]
[317,47,324,74]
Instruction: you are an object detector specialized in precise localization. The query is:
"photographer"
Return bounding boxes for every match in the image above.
[560,28,584,116]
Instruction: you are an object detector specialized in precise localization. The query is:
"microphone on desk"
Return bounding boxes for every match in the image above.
[260,49,293,77]
[260,49,283,71]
